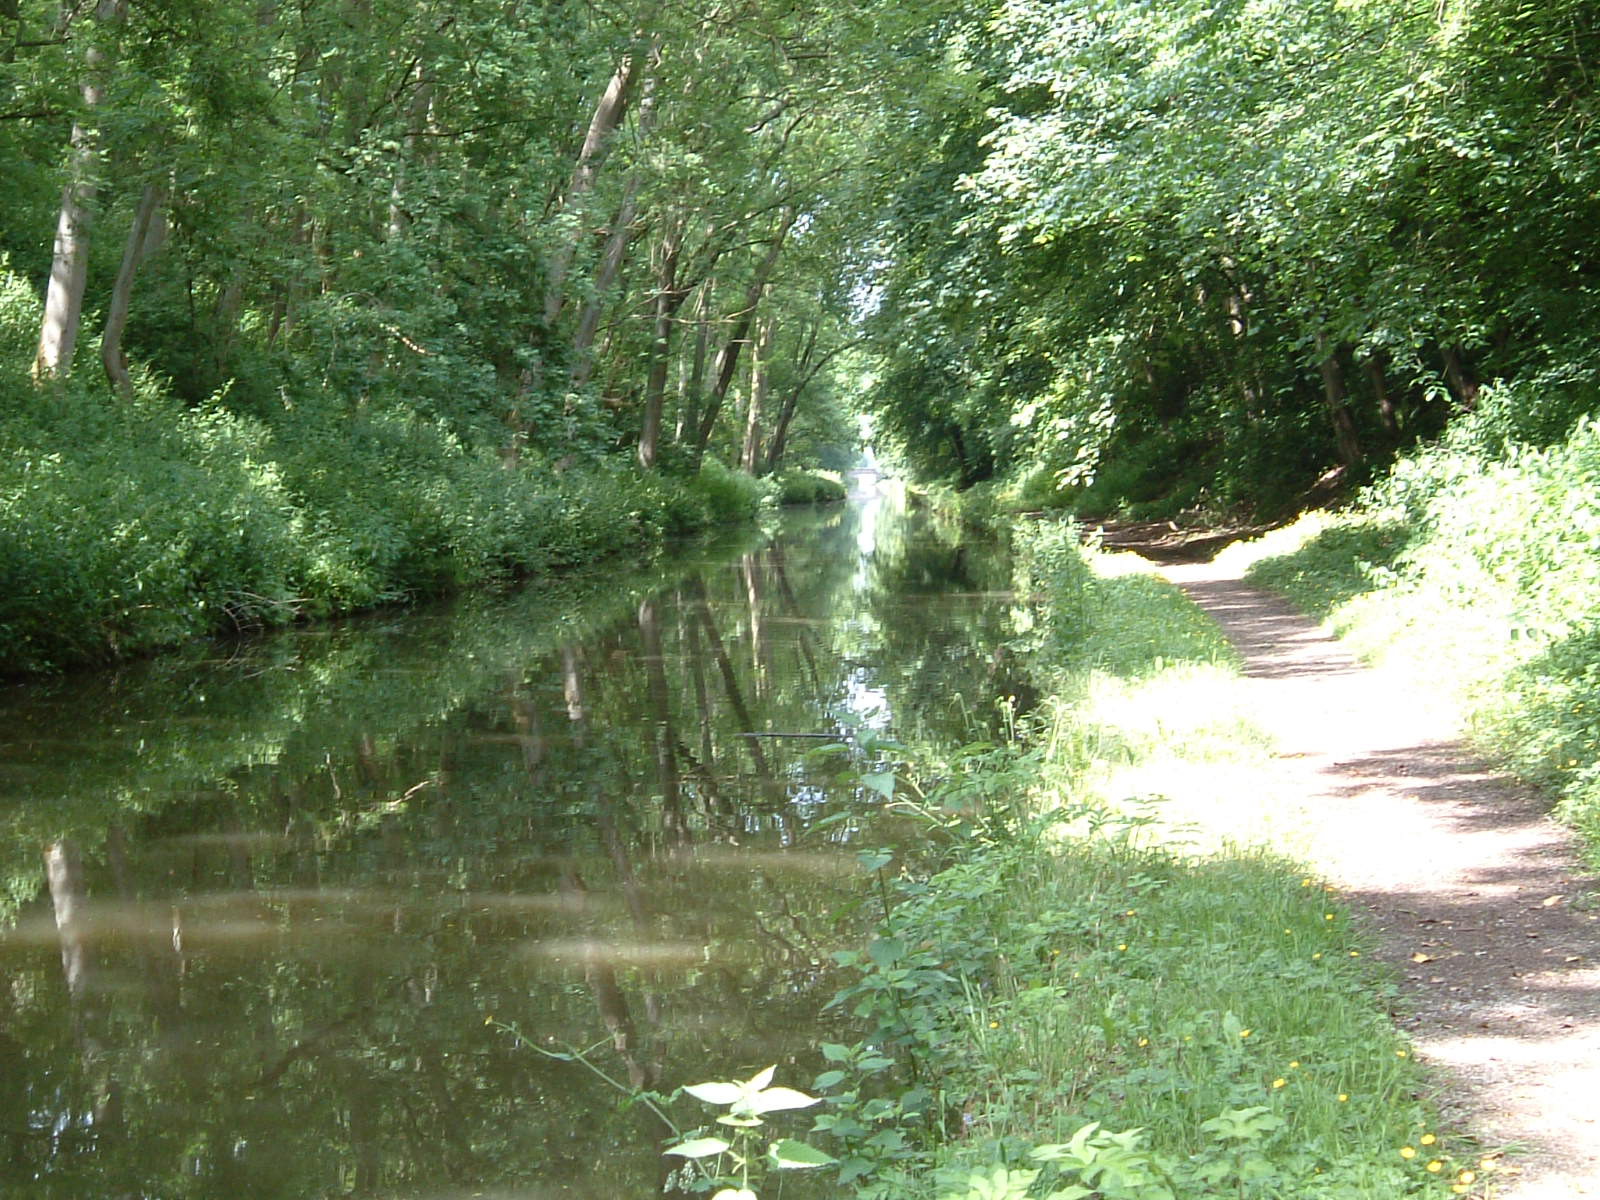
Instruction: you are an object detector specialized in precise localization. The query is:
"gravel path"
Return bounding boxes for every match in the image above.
[1155,556,1600,1198]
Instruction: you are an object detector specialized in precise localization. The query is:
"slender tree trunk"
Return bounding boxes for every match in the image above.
[762,324,824,475]
[739,313,774,473]
[1316,333,1364,469]
[34,0,124,381]
[676,277,713,446]
[1362,354,1399,436]
[101,181,165,394]
[1440,344,1480,411]
[638,227,684,468]
[542,46,648,327]
[693,207,796,461]
[568,178,642,390]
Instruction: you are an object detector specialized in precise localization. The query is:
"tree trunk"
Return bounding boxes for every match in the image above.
[762,324,824,476]
[542,45,648,327]
[638,227,684,469]
[675,277,714,445]
[1316,333,1364,469]
[693,207,795,460]
[739,312,774,473]
[101,181,165,395]
[34,0,124,381]
[1440,344,1480,411]
[568,177,642,390]
[1362,354,1400,436]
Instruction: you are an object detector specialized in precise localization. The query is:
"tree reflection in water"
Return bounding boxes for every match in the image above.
[0,498,1026,1197]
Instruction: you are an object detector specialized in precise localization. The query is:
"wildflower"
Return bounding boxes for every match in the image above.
[1337,1093,1349,1102]
[1312,952,1322,960]
[1239,1029,1253,1038]
[1301,878,1312,887]
[1350,950,1361,957]
[1427,1160,1444,1173]
[1288,1061,1300,1069]
[1271,1078,1286,1089]
[1451,1188,1468,1196]
[988,1020,1000,1029]
[1137,1037,1150,1047]
[1457,1170,1476,1184]
[1117,943,1128,951]
[1396,1049,1408,1058]
[1400,1146,1417,1159]
[1420,1133,1437,1146]
[1325,913,1335,921]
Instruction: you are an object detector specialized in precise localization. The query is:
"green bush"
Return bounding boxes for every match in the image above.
[772,467,847,505]
[0,376,765,674]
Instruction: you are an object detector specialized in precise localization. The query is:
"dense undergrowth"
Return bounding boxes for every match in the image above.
[668,523,1481,1198]
[1233,384,1600,862]
[0,279,776,674]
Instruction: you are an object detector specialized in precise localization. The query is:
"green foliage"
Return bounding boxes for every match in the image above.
[0,371,758,673]
[860,0,1600,520]
[773,468,848,505]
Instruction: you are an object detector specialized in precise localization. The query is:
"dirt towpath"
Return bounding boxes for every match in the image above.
[1147,551,1600,1198]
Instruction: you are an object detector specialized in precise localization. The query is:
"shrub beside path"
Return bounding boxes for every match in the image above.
[1150,551,1600,1198]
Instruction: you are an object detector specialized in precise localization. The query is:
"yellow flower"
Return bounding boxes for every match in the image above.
[1337,1093,1349,1102]
[1427,1160,1443,1173]
[1288,1061,1300,1069]
[988,1020,999,1029]
[1420,1133,1437,1146]
[1117,943,1128,951]
[1137,1037,1150,1047]
[1312,952,1323,960]
[1451,1187,1468,1196]
[1349,950,1361,957]
[1239,1029,1253,1038]
[1396,1049,1408,1058]
[1457,1170,1476,1184]
[1271,1077,1286,1089]
[1301,878,1312,887]
[1324,913,1335,921]
[1400,1146,1417,1159]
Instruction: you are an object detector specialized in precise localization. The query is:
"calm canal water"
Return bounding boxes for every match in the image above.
[0,497,1027,1198]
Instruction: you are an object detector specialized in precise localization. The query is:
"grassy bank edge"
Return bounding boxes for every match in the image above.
[0,381,785,676]
[672,518,1487,1198]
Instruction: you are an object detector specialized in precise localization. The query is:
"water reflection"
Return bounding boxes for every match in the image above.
[0,498,1022,1197]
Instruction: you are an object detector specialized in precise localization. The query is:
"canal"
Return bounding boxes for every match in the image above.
[0,497,1030,1197]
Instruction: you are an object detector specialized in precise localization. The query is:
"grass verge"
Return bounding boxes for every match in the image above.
[671,520,1487,1198]
[1226,415,1600,860]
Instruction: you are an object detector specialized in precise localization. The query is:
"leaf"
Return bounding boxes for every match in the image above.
[743,1065,777,1092]
[867,936,906,968]
[769,1138,837,1169]
[664,1136,731,1159]
[861,770,897,800]
[684,1081,743,1106]
[820,1042,852,1062]
[857,848,894,872]
[749,1086,820,1113]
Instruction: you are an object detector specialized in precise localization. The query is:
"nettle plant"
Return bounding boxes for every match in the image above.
[664,1066,836,1198]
